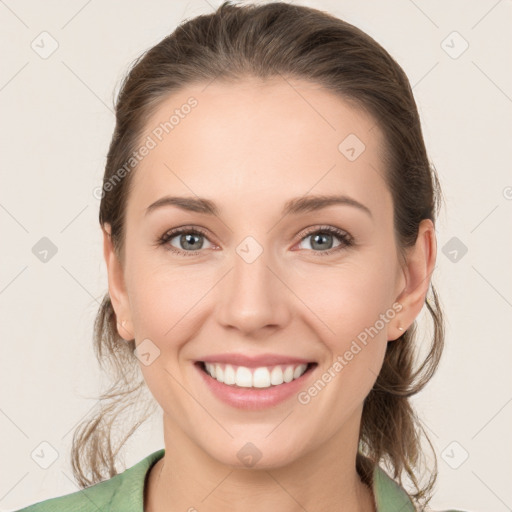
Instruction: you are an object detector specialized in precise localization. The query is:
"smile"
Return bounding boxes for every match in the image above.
[194,361,318,410]
[200,362,313,388]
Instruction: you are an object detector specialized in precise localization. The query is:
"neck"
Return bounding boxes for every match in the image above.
[145,411,376,512]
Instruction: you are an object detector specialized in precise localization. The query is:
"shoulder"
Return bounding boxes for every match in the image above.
[13,449,165,512]
[372,463,471,512]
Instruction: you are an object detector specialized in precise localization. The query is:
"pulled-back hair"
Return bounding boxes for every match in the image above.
[72,2,445,508]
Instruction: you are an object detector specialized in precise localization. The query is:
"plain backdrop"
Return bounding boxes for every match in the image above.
[1,1,511,511]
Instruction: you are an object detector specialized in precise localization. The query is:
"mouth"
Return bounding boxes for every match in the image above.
[194,361,318,389]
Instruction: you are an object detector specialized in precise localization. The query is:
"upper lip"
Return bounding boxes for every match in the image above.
[197,353,315,368]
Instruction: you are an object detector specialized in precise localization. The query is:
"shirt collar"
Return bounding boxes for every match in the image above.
[372,462,416,511]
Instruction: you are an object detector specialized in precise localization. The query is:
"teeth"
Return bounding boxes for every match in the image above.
[203,362,309,388]
[252,367,270,388]
[236,366,253,387]
[224,364,235,384]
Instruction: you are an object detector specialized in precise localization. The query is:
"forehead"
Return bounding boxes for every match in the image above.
[128,76,391,220]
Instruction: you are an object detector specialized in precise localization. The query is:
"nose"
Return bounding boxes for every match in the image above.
[216,243,292,336]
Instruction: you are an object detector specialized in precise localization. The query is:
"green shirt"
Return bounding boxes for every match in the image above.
[14,449,467,511]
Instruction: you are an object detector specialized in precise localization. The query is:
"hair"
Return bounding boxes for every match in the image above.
[71,1,445,508]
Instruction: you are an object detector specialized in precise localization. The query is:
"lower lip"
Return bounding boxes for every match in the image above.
[195,362,317,410]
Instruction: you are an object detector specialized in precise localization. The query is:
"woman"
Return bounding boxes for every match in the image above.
[16,2,469,511]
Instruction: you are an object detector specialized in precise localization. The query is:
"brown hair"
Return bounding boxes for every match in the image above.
[72,2,445,508]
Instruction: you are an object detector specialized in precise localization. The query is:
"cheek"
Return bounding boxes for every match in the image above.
[126,258,217,350]
[123,230,200,326]
[291,259,393,398]
[126,264,209,418]
[294,266,391,419]
[293,258,396,341]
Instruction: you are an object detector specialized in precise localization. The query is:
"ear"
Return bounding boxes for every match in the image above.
[390,218,437,341]
[102,223,134,341]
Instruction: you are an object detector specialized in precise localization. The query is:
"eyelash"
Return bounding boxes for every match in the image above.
[156,225,354,257]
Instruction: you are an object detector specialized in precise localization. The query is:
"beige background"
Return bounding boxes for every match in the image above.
[1,0,511,510]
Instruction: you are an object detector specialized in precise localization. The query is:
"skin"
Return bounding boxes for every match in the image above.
[103,76,436,512]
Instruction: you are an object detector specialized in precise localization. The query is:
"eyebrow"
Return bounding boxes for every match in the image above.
[145,194,373,219]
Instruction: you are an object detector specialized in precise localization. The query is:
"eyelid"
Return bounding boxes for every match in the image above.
[293,225,354,255]
[157,225,216,252]
[296,224,352,242]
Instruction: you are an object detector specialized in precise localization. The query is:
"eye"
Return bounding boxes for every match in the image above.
[157,226,214,256]
[157,224,354,257]
[296,225,354,256]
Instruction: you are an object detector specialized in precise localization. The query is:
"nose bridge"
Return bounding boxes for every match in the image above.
[216,234,290,334]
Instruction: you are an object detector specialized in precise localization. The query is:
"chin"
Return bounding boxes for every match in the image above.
[199,433,307,470]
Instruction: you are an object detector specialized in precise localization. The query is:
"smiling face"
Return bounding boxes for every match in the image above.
[103,76,421,469]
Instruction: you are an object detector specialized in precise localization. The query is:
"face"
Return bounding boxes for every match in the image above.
[104,76,433,469]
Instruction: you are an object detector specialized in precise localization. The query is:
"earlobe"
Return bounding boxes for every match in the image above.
[116,319,135,341]
[388,324,405,342]
[102,224,133,341]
